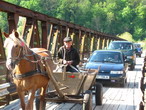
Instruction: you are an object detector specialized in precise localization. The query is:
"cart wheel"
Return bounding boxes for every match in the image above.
[83,90,92,110]
[95,82,103,105]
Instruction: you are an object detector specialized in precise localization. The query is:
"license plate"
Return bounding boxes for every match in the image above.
[96,75,109,79]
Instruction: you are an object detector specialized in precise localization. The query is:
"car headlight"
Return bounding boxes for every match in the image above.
[127,56,135,59]
[110,71,123,74]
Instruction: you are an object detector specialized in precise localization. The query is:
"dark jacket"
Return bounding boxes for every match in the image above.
[58,46,80,72]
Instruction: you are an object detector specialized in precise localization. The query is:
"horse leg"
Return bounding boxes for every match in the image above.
[18,91,25,110]
[26,90,35,110]
[35,89,40,110]
[39,86,47,110]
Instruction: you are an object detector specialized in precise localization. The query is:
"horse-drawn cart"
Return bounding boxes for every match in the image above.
[2,31,102,110]
[41,58,103,110]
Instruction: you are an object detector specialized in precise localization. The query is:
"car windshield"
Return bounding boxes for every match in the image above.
[108,43,133,50]
[89,52,122,63]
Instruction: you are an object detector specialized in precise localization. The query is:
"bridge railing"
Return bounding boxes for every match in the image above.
[0,1,125,106]
[141,55,146,109]
[0,1,125,60]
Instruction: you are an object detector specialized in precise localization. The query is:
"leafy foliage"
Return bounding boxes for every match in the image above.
[1,0,146,41]
[118,32,134,42]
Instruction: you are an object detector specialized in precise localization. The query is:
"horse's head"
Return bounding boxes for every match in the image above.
[3,30,26,70]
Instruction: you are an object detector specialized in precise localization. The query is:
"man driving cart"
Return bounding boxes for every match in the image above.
[58,36,80,72]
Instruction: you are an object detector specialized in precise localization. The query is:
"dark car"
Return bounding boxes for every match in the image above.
[134,43,143,57]
[85,50,128,87]
[107,41,136,70]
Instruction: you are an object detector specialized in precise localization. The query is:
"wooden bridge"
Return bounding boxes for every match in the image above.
[1,52,146,110]
[0,1,145,110]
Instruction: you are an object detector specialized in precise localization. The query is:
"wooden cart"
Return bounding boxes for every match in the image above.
[41,58,103,110]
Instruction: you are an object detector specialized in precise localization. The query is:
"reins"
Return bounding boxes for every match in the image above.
[11,53,49,80]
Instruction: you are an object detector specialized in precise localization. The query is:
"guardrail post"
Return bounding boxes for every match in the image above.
[90,34,94,53]
[51,25,60,57]
[73,29,80,51]
[41,21,48,48]
[93,34,98,51]
[32,19,40,48]
[80,31,86,60]
[47,24,53,50]
[85,32,91,58]
[99,37,103,49]
[22,18,41,48]
[96,37,100,50]
[7,13,18,33]
[104,37,108,48]
[22,17,34,47]
[0,29,6,59]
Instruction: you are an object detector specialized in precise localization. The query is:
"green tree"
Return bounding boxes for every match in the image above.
[2,0,146,41]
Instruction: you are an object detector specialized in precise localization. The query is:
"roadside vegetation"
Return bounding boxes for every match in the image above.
[118,32,146,49]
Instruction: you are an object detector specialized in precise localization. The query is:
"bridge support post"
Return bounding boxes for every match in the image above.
[73,30,80,51]
[51,26,60,57]
[0,29,6,59]
[7,13,18,33]
[22,17,34,47]
[104,38,108,49]
[90,35,95,54]
[85,32,91,58]
[80,31,86,60]
[41,21,48,48]
[99,37,103,49]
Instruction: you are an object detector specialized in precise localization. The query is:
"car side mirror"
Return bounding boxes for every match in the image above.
[104,47,107,50]
[124,59,128,63]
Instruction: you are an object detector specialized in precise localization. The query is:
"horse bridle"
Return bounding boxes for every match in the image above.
[8,41,39,68]
[8,46,24,66]
[9,43,44,79]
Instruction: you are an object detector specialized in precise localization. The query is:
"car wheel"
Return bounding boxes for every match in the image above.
[95,82,103,105]
[120,78,126,87]
[129,64,135,70]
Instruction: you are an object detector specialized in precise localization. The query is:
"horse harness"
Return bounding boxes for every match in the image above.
[11,47,49,80]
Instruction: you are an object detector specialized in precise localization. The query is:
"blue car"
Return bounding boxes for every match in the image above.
[85,50,128,87]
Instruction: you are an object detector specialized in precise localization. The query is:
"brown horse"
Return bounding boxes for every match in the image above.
[3,30,56,110]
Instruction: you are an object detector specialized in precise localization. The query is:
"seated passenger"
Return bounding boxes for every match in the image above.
[113,54,121,62]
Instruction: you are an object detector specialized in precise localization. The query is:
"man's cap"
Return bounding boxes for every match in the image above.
[63,37,72,42]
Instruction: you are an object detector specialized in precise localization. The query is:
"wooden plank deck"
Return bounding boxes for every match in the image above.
[0,54,144,110]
